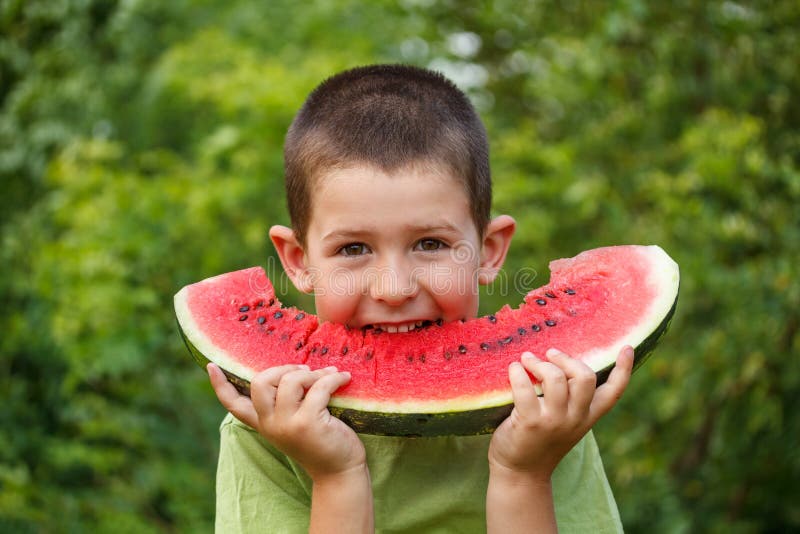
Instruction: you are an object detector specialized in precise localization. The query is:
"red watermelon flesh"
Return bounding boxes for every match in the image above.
[175,245,679,435]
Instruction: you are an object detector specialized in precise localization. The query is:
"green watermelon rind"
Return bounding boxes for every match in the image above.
[178,292,677,436]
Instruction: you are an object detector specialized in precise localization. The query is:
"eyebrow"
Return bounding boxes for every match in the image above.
[321,222,462,242]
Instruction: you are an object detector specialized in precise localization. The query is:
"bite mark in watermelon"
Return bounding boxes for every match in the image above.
[175,245,679,436]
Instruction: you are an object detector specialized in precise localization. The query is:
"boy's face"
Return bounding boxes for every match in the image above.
[271,164,515,330]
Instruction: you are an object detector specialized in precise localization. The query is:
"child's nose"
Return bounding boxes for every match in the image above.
[367,258,419,306]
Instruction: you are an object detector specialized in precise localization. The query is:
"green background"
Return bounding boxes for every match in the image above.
[2,1,798,532]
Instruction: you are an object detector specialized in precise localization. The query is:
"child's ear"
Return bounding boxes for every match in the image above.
[269,225,314,294]
[478,215,516,285]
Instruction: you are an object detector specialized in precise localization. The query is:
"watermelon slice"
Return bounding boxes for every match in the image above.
[175,245,679,436]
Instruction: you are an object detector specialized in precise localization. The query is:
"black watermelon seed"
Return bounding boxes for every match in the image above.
[518,327,527,335]
[499,336,513,345]
[257,316,266,325]
[320,347,329,355]
[535,298,547,306]
[239,305,250,312]
[564,288,576,295]
[545,319,557,327]
[480,342,490,351]
[420,354,426,363]
[488,315,497,323]
[545,291,556,298]
[532,324,541,332]
[295,313,305,320]
[269,298,275,306]
[295,342,303,350]
[256,301,264,308]
[445,351,453,360]
[407,356,414,363]
[273,311,283,319]
[342,346,348,355]
[458,345,468,354]
[239,315,248,321]
[311,347,317,353]
[436,318,443,326]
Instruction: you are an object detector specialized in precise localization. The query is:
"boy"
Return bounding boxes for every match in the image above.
[207,64,633,533]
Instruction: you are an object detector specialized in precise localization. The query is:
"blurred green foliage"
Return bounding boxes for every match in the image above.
[2,0,798,532]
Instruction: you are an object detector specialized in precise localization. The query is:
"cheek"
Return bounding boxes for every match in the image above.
[423,260,481,315]
[313,269,361,323]
[428,256,481,291]
[315,293,355,324]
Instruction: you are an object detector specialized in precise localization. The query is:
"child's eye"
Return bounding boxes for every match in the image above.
[415,238,446,252]
[338,243,370,256]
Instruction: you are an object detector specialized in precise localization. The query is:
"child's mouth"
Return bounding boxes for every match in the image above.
[365,319,439,333]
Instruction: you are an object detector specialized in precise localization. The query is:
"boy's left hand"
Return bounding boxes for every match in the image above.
[488,346,634,482]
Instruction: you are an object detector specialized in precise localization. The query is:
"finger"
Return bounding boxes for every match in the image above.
[274,367,338,418]
[298,370,353,419]
[589,345,634,422]
[521,354,568,417]
[545,348,597,418]
[250,364,311,413]
[208,363,258,428]
[507,358,541,418]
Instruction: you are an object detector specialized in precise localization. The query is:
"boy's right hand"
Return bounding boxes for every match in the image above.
[208,363,366,482]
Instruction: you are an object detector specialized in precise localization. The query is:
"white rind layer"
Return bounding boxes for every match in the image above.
[329,389,515,414]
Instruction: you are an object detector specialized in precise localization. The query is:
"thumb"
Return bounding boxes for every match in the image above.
[208,363,259,428]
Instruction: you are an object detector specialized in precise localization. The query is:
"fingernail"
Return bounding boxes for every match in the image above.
[521,352,535,360]
[545,348,561,358]
[341,371,351,379]
[324,365,338,371]
[299,364,311,370]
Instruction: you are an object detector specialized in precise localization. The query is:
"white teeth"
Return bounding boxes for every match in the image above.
[375,321,420,333]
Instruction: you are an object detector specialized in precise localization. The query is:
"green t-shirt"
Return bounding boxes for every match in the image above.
[215,413,622,533]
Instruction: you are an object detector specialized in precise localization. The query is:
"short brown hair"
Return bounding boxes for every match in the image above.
[283,64,491,246]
